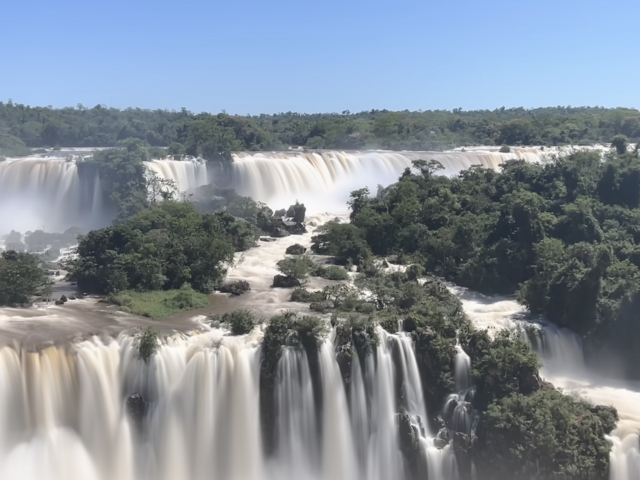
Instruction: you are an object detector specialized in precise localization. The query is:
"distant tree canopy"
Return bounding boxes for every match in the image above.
[66,201,257,295]
[1,102,639,156]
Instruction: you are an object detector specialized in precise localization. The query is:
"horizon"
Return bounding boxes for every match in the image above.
[3,100,639,117]
[2,0,639,115]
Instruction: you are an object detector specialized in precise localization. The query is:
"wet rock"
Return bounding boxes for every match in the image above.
[219,280,251,296]
[283,220,306,235]
[271,228,290,238]
[381,259,390,268]
[60,295,68,303]
[260,236,278,242]
[452,431,476,479]
[397,412,422,479]
[68,296,77,300]
[285,244,307,255]
[54,299,65,305]
[126,393,147,427]
[272,275,300,288]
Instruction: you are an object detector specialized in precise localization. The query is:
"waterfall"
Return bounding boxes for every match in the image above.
[144,159,209,194]
[0,146,588,234]
[0,320,461,480]
[0,158,84,233]
[227,147,552,212]
[451,285,640,480]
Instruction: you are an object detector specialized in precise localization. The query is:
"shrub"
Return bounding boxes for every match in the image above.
[222,309,258,335]
[315,265,350,281]
[499,144,511,153]
[138,328,159,363]
[291,288,325,303]
[277,255,317,280]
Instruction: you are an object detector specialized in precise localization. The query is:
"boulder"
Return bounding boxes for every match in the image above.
[283,221,306,235]
[60,295,68,303]
[55,299,65,305]
[271,228,290,238]
[273,209,286,218]
[260,236,278,242]
[219,280,251,296]
[126,393,147,427]
[285,244,307,255]
[272,275,300,288]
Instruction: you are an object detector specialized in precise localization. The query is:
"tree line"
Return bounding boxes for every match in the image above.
[2,101,640,158]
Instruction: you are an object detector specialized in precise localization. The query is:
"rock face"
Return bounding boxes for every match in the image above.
[271,228,290,238]
[285,244,307,255]
[272,275,300,288]
[126,393,147,428]
[273,209,286,218]
[283,220,306,235]
[397,412,422,480]
[219,280,251,296]
[452,431,476,479]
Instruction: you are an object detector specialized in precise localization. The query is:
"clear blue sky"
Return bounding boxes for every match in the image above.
[3,0,639,114]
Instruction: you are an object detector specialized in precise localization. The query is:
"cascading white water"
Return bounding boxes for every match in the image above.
[0,158,90,233]
[0,315,461,480]
[451,285,640,480]
[228,147,553,211]
[0,146,589,234]
[144,159,209,194]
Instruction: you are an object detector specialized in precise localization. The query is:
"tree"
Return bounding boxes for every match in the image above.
[0,251,51,305]
[611,134,629,155]
[146,171,178,203]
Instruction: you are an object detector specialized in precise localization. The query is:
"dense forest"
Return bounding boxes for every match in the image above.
[1,101,640,157]
[309,145,640,377]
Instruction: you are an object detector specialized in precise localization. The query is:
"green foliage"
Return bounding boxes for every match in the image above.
[108,284,209,319]
[311,223,372,265]
[290,288,325,303]
[0,251,51,305]
[312,264,350,281]
[345,149,640,375]
[276,255,316,280]
[1,102,639,152]
[0,132,30,156]
[460,329,541,410]
[67,201,249,295]
[611,134,629,154]
[220,309,258,335]
[138,328,159,363]
[474,390,617,480]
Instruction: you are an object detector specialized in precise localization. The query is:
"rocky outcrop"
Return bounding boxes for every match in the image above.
[270,228,290,238]
[452,431,476,479]
[272,275,300,288]
[397,412,422,480]
[285,244,307,255]
[219,280,251,296]
[126,393,147,428]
